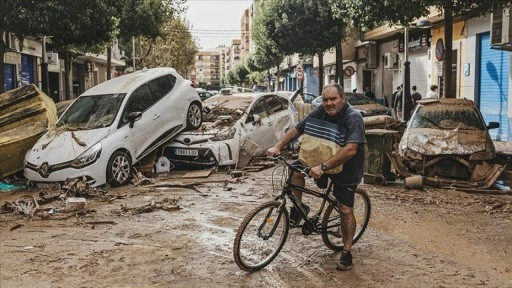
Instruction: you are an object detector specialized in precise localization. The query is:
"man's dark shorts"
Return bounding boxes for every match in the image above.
[291,160,356,207]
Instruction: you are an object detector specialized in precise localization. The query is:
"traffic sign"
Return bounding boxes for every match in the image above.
[271,75,277,82]
[296,71,304,80]
[295,65,303,72]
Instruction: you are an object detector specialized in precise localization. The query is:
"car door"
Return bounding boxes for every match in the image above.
[245,95,283,155]
[121,84,162,159]
[151,74,185,137]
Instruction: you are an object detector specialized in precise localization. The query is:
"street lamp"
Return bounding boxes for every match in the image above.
[402,20,432,122]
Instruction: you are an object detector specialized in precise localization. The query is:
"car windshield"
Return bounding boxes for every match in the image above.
[345,93,374,105]
[409,106,485,130]
[203,96,253,122]
[57,93,126,129]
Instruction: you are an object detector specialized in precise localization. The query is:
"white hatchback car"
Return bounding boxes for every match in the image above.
[24,67,202,187]
[162,92,297,167]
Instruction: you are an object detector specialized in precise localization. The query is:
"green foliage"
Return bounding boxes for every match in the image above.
[253,0,347,56]
[140,17,197,75]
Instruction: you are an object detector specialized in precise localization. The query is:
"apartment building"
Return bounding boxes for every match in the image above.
[191,50,221,88]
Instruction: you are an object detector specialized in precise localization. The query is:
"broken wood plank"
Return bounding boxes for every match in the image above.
[182,169,214,178]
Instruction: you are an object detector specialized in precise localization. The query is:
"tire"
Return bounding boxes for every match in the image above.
[233,200,289,272]
[322,187,371,251]
[106,150,132,187]
[186,102,202,130]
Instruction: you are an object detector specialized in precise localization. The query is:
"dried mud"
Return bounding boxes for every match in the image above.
[1,167,511,288]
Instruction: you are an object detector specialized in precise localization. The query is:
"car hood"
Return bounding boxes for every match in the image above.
[353,104,389,115]
[26,127,110,165]
[172,122,234,144]
[400,128,488,155]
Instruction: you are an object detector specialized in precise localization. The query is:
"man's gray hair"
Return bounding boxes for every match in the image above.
[322,83,344,96]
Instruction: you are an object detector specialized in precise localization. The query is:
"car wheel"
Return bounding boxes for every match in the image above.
[106,150,132,187]
[186,101,202,130]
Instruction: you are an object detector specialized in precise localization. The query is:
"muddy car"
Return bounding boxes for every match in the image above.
[312,92,392,117]
[24,67,202,187]
[391,98,506,189]
[162,92,297,168]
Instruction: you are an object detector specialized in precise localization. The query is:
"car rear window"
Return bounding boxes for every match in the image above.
[148,74,176,101]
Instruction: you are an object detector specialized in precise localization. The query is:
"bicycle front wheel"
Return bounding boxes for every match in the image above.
[233,200,290,272]
[322,187,371,251]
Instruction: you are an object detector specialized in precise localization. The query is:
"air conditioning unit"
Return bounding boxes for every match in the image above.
[384,52,398,69]
[365,42,378,69]
[46,53,59,65]
[491,7,512,45]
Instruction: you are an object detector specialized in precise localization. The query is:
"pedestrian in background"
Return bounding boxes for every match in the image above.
[393,88,403,120]
[411,85,422,106]
[426,85,439,99]
[364,86,376,100]
[391,85,401,109]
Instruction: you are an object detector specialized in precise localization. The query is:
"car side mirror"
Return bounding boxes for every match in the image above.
[252,114,261,124]
[127,111,143,128]
[487,121,500,130]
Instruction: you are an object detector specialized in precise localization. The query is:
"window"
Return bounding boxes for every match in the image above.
[265,95,284,114]
[248,98,269,120]
[122,85,154,124]
[148,75,176,101]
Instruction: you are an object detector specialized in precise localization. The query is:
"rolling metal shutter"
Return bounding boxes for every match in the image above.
[20,54,34,86]
[409,52,429,98]
[478,33,510,141]
[3,64,16,91]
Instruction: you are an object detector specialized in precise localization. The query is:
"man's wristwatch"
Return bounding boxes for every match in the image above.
[321,163,328,171]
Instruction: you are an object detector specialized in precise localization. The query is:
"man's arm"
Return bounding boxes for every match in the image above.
[266,127,300,156]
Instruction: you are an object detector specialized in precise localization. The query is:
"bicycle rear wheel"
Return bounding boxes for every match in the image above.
[233,200,290,272]
[321,187,371,251]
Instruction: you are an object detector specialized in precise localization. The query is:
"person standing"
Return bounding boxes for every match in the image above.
[364,86,376,100]
[391,85,401,109]
[426,85,439,99]
[393,87,403,120]
[411,85,422,106]
[266,83,366,271]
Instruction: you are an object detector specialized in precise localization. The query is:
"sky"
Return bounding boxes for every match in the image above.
[183,0,253,50]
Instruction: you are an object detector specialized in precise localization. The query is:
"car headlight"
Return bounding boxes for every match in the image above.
[71,142,102,168]
[211,127,236,141]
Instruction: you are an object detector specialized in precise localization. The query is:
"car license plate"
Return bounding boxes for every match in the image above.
[174,148,198,156]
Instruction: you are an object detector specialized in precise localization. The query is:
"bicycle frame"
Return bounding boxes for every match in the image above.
[273,157,339,235]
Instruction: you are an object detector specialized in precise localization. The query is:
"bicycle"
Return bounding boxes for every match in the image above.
[233,155,371,272]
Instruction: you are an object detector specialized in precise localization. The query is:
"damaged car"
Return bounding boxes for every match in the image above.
[24,67,202,187]
[162,92,297,168]
[391,98,506,189]
[312,92,392,117]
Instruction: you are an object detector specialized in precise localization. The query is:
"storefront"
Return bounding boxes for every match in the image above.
[399,30,431,97]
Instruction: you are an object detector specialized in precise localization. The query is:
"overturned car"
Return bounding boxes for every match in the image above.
[391,98,506,189]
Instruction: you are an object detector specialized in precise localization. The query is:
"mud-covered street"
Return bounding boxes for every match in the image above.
[1,165,511,288]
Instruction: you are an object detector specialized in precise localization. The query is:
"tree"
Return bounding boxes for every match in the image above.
[342,0,512,99]
[139,17,197,75]
[252,0,348,95]
[0,0,45,93]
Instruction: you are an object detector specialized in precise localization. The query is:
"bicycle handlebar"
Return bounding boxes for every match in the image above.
[269,155,310,177]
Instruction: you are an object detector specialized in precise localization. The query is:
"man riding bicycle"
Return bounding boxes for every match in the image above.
[266,83,366,270]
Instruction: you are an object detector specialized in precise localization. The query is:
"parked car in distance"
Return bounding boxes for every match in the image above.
[198,90,214,101]
[219,87,234,95]
[393,98,504,189]
[312,92,392,117]
[25,67,203,187]
[162,92,297,168]
[252,85,268,92]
